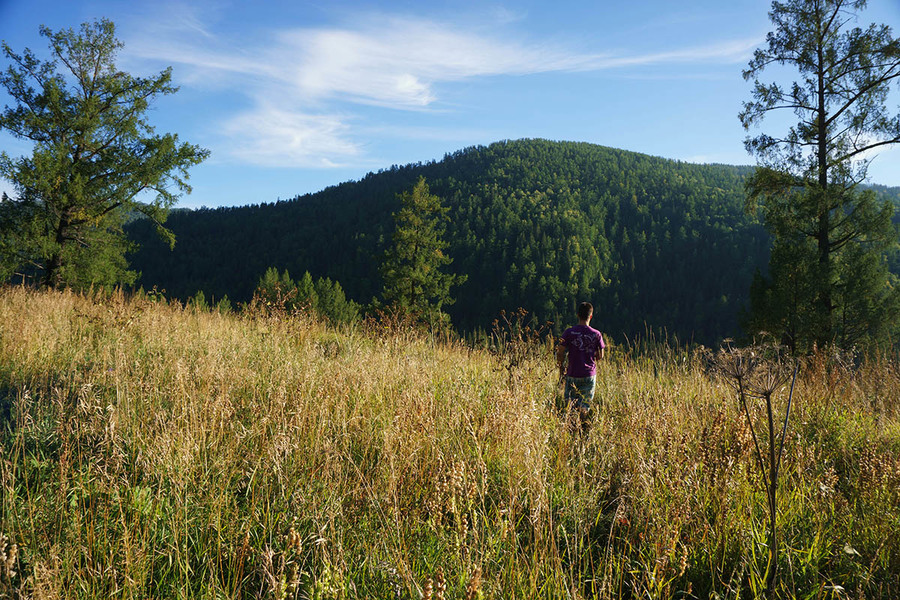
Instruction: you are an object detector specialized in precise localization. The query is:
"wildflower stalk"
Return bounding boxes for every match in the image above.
[714,345,797,599]
[737,371,771,503]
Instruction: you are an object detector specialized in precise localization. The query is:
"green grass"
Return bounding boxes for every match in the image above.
[0,285,898,599]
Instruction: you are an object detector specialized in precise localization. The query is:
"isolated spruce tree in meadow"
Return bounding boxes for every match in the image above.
[740,0,900,352]
[380,177,466,324]
[0,19,208,288]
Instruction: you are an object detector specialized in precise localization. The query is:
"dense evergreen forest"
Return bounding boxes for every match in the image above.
[126,139,893,345]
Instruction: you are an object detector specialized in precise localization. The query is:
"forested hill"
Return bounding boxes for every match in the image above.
[128,139,772,344]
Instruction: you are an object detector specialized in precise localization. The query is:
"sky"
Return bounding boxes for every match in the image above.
[1,0,899,209]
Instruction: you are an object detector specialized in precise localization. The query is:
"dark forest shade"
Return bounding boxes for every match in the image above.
[125,139,898,345]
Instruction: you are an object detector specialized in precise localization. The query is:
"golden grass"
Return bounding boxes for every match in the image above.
[0,285,898,599]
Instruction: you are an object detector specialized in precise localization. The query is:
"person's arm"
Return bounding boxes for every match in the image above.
[595,334,605,362]
[556,340,567,378]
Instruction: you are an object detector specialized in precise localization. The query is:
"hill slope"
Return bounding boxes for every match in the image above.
[128,139,770,343]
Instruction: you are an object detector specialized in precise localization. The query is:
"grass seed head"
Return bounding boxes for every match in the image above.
[435,567,446,600]
[465,566,482,600]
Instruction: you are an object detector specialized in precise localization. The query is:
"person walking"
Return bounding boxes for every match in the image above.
[557,301,606,432]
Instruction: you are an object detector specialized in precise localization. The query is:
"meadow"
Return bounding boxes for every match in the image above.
[0,286,898,599]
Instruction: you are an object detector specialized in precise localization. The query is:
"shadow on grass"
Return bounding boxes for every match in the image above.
[0,382,12,431]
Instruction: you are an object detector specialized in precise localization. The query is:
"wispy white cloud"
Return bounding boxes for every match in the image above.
[123,5,761,168]
[123,2,266,86]
[222,104,362,168]
[592,38,760,69]
[487,6,528,26]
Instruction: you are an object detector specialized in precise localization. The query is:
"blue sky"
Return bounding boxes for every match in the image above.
[1,0,899,209]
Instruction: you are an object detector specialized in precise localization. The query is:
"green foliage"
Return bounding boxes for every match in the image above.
[746,238,820,351]
[740,0,900,351]
[189,289,209,311]
[313,276,359,324]
[380,177,466,323]
[0,19,208,289]
[254,266,359,323]
[127,140,790,345]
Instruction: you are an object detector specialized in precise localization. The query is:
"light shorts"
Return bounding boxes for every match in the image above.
[564,375,596,411]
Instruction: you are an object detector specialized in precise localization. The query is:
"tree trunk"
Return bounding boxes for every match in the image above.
[816,33,832,348]
[42,253,61,288]
[42,211,70,288]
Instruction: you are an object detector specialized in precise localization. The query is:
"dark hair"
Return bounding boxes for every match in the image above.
[577,302,593,321]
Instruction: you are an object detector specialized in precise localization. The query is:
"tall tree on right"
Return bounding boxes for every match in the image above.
[740,0,900,352]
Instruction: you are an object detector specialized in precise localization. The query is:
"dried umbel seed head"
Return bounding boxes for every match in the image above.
[711,343,794,400]
[709,344,759,385]
[747,358,794,398]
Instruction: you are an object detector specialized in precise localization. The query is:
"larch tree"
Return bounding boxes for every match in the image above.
[0,19,209,288]
[740,0,900,351]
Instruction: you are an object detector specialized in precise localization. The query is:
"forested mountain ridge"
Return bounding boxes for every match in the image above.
[128,139,791,343]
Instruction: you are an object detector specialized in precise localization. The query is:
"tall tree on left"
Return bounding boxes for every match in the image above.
[0,19,209,288]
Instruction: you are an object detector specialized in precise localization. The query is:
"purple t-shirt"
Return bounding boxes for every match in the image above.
[561,324,605,378]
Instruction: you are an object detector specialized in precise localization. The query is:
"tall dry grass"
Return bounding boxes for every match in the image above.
[0,285,898,599]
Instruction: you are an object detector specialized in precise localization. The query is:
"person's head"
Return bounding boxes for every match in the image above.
[577,301,593,322]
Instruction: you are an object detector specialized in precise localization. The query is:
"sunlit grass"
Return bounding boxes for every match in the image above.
[0,285,898,599]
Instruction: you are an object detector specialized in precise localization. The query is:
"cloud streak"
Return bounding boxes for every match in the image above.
[125,7,760,168]
[223,104,361,168]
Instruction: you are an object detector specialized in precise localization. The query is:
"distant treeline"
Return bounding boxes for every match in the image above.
[125,139,900,345]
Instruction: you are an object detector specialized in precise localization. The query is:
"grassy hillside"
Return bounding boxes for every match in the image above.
[1,286,899,598]
[127,139,770,344]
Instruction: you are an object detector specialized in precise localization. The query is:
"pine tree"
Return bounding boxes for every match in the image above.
[380,177,467,324]
[740,0,900,351]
